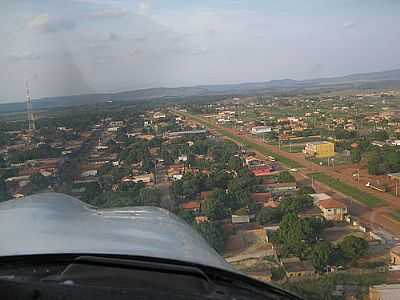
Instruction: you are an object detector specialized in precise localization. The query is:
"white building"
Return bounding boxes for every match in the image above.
[251,126,272,135]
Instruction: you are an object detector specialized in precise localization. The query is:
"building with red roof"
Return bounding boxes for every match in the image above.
[318,199,348,221]
[251,166,273,177]
[180,201,201,213]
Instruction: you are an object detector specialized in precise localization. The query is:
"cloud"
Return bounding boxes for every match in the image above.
[343,22,356,30]
[89,8,129,19]
[191,46,209,56]
[8,52,41,62]
[28,14,75,33]
[137,0,151,16]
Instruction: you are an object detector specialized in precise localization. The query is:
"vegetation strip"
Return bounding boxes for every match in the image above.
[310,173,385,208]
[182,112,303,168]
[390,210,400,222]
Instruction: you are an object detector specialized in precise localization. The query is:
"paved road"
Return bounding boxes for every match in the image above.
[155,164,174,211]
[177,111,400,238]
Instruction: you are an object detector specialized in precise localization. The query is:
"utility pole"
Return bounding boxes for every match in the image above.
[357,169,360,185]
[154,160,157,185]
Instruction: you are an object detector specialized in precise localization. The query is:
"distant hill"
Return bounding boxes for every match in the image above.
[2,68,400,113]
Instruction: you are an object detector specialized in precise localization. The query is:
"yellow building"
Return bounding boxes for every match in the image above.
[390,246,400,265]
[304,141,335,158]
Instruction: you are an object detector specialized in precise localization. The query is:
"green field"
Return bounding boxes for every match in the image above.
[282,145,305,153]
[185,113,303,168]
[310,173,385,208]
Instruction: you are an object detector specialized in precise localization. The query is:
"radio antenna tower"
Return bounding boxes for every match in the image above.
[25,81,36,131]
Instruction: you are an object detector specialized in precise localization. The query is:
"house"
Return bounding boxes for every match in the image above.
[80,170,98,177]
[180,201,201,213]
[167,164,185,178]
[266,182,297,192]
[309,193,332,205]
[251,166,273,177]
[200,191,211,200]
[178,154,188,162]
[251,192,272,206]
[172,174,183,181]
[304,141,335,158]
[318,199,348,221]
[251,126,272,135]
[369,284,400,300]
[232,214,250,224]
[281,257,316,280]
[195,216,209,224]
[109,121,124,127]
[245,156,266,167]
[388,173,400,181]
[166,129,207,138]
[153,112,166,119]
[371,140,385,148]
[122,174,153,184]
[107,127,120,132]
[390,245,400,265]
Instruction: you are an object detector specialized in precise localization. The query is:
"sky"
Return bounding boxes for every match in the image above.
[1,0,400,103]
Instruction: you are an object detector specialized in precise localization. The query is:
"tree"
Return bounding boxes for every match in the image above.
[138,188,161,206]
[207,170,232,189]
[81,182,102,205]
[298,185,315,194]
[0,131,8,146]
[176,209,195,225]
[202,189,228,221]
[351,149,361,163]
[279,194,313,214]
[276,213,306,257]
[0,155,6,168]
[368,151,384,175]
[227,156,243,172]
[0,177,8,202]
[277,171,295,183]
[311,242,332,272]
[276,213,325,258]
[142,157,155,173]
[30,173,49,192]
[371,130,388,141]
[194,222,225,254]
[338,235,368,263]
[256,207,281,225]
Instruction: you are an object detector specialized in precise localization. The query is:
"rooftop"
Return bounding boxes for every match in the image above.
[306,141,333,145]
[370,284,400,300]
[180,201,201,210]
[391,245,400,256]
[319,199,347,209]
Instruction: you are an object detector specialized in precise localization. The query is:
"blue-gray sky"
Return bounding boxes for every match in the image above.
[1,0,400,103]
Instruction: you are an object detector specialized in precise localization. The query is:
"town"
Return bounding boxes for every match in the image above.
[2,89,400,299]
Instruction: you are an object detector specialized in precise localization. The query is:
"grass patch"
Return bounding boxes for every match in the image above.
[184,113,303,168]
[310,173,385,208]
[391,210,400,221]
[281,145,305,153]
[282,272,387,300]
